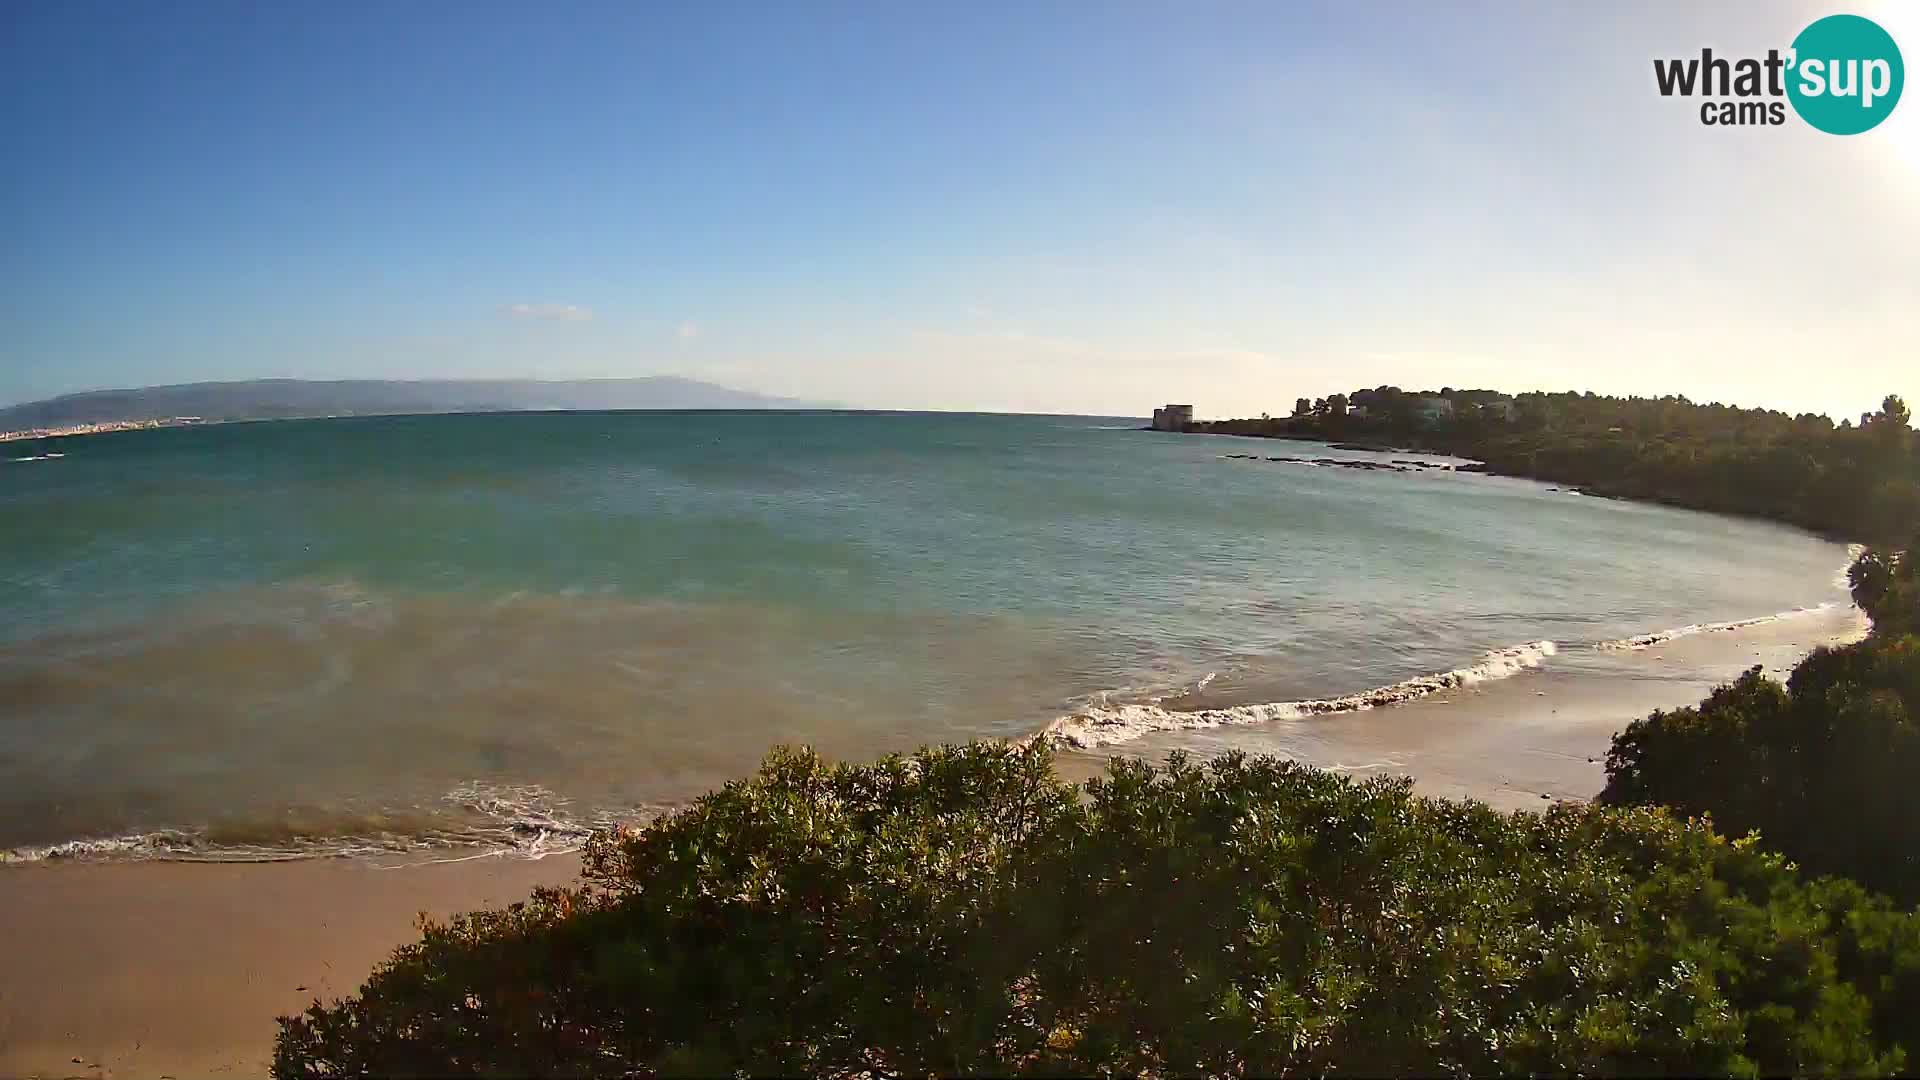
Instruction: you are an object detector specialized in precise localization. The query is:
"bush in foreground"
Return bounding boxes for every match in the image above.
[1603,543,1920,905]
[276,743,1920,1077]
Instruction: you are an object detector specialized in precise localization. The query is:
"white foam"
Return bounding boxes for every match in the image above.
[1594,602,1839,651]
[439,781,646,860]
[1037,640,1558,751]
[1838,544,1867,591]
[0,829,394,865]
[2,783,660,866]
[2,830,199,863]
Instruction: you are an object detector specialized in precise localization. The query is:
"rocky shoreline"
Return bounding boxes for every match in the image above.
[1219,452,1460,475]
[1215,448,1611,499]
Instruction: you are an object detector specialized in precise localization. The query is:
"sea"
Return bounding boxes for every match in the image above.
[0,411,1856,862]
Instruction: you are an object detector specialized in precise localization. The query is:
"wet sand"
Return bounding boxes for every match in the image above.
[1051,602,1869,808]
[0,854,579,1079]
[0,604,1868,1079]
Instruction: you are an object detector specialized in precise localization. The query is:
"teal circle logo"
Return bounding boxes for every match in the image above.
[1787,14,1903,134]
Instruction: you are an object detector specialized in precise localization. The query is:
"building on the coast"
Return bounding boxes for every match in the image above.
[1412,396,1455,425]
[1151,404,1194,431]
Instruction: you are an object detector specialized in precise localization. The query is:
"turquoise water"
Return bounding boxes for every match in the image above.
[0,411,1852,859]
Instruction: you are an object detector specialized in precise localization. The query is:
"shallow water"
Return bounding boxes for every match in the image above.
[0,411,1853,860]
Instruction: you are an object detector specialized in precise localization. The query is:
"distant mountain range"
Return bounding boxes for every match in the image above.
[0,378,834,429]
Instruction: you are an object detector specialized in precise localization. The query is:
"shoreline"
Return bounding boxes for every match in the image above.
[0,599,1869,1078]
[1051,601,1866,808]
[1,600,1851,870]
[1183,427,1868,544]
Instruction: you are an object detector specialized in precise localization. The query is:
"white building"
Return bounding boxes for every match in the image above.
[1413,396,1455,425]
[1151,404,1194,431]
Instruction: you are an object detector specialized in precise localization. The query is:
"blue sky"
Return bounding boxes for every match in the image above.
[3,0,1916,419]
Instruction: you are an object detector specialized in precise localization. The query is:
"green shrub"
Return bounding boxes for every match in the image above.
[1851,539,1920,636]
[1603,544,1920,906]
[277,743,1920,1077]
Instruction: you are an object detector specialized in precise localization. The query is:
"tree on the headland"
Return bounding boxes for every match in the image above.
[277,742,1920,1077]
[1865,394,1911,450]
[1602,542,1920,905]
[1293,397,1312,418]
[1851,540,1919,637]
[1195,390,1920,543]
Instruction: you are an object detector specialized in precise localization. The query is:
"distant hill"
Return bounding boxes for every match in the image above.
[0,378,834,428]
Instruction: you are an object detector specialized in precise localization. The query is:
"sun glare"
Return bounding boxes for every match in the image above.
[1883,83,1920,170]
[1858,0,1920,169]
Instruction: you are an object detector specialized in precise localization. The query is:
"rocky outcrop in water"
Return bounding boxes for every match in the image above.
[1219,453,1457,474]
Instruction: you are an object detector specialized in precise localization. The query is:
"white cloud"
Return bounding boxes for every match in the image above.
[677,322,700,340]
[505,302,592,322]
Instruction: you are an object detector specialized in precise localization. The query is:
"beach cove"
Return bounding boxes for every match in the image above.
[0,411,1871,1075]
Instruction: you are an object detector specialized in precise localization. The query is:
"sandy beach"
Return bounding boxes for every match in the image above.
[0,603,1868,1079]
[0,854,579,1079]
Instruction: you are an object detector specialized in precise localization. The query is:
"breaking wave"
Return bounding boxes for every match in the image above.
[1593,602,1840,651]
[1040,571,1863,754]
[1839,543,1867,590]
[0,782,658,866]
[1038,641,1559,751]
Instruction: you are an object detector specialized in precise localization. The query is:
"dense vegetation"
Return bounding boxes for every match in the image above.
[1602,538,1920,905]
[277,742,1920,1077]
[1851,541,1920,638]
[1193,390,1919,542]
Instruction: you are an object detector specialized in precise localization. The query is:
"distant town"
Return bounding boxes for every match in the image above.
[0,377,831,440]
[1,417,204,443]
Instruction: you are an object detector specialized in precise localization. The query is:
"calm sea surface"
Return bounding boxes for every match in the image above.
[0,411,1852,860]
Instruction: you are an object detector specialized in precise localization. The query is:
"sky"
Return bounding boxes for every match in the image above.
[2,0,1916,421]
